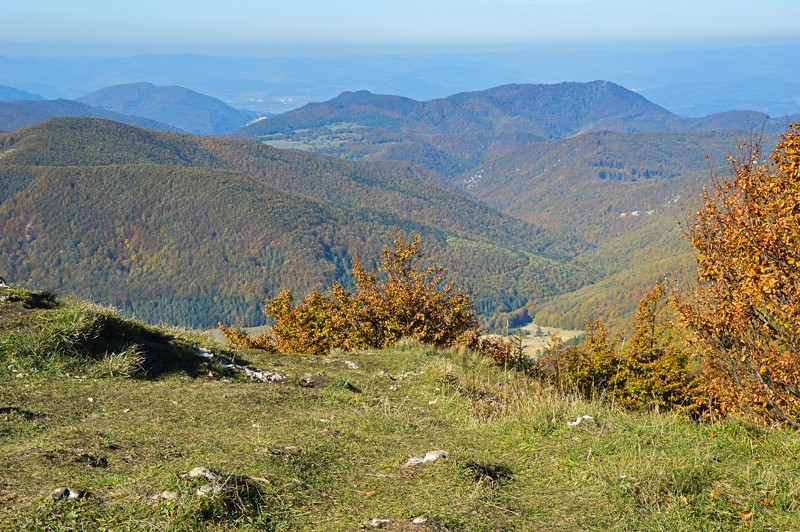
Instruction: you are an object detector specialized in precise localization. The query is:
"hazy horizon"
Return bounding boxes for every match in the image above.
[3,0,800,57]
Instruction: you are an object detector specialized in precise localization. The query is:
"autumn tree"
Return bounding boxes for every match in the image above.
[346,233,477,348]
[220,233,478,355]
[676,123,800,426]
[620,281,695,410]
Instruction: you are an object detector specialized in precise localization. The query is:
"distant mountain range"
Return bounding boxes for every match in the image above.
[0,78,792,330]
[2,47,800,115]
[227,80,789,329]
[231,81,791,177]
[0,82,261,135]
[77,82,258,135]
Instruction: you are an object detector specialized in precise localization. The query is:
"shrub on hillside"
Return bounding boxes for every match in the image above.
[534,319,624,398]
[617,282,696,410]
[527,284,697,411]
[676,123,800,426]
[219,233,479,355]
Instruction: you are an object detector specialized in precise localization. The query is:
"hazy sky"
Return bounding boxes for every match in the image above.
[3,0,800,55]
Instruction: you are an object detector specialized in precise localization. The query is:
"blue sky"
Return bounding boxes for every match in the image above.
[3,0,800,55]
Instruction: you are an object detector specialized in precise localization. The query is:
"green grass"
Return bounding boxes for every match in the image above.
[1,287,799,529]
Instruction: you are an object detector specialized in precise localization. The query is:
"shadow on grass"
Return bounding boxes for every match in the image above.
[0,406,45,420]
[84,315,241,380]
[1,285,243,380]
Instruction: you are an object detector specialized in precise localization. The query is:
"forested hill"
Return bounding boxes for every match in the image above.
[0,99,183,133]
[77,82,257,135]
[0,117,593,327]
[459,129,762,244]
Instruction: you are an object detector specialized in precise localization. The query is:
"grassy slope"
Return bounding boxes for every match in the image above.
[2,287,799,530]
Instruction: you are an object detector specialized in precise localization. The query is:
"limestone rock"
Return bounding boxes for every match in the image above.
[50,487,81,500]
[196,484,223,496]
[405,449,448,466]
[183,466,220,482]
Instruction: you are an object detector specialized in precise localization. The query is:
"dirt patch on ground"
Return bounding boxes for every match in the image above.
[520,322,584,356]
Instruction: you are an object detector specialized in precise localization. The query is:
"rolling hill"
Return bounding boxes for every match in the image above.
[456,129,781,330]
[0,99,182,133]
[0,117,593,327]
[77,82,257,135]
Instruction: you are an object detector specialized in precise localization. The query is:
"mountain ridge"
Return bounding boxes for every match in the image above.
[231,81,790,178]
[0,84,44,102]
[0,99,184,133]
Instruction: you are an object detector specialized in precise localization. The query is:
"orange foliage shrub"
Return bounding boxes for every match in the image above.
[217,323,275,351]
[264,289,355,356]
[346,233,478,349]
[219,233,479,355]
[676,123,800,426]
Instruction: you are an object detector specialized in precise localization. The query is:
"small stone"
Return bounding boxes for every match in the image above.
[367,518,391,528]
[345,361,359,370]
[161,490,179,501]
[196,484,223,496]
[404,456,425,466]
[412,515,429,525]
[123,454,135,463]
[50,487,81,500]
[184,466,220,482]
[87,397,94,403]
[197,348,214,359]
[50,487,69,500]
[423,450,448,463]
[122,408,131,413]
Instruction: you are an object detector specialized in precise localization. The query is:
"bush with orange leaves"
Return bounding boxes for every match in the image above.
[676,123,800,426]
[219,233,479,355]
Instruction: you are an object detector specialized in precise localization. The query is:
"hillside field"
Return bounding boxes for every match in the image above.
[1,287,798,529]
